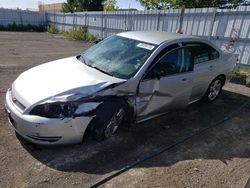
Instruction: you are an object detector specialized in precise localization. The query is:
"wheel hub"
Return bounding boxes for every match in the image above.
[208,80,222,101]
[104,108,125,138]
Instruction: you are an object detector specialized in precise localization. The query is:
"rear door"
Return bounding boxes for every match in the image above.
[185,43,220,102]
[136,46,194,119]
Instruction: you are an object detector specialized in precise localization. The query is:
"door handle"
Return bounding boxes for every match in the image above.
[180,78,188,84]
[209,65,213,71]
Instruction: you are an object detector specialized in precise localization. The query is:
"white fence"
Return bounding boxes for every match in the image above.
[0,7,249,66]
[0,8,46,26]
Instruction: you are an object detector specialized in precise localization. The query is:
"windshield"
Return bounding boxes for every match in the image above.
[81,35,156,79]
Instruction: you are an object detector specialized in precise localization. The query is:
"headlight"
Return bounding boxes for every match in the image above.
[30,102,77,118]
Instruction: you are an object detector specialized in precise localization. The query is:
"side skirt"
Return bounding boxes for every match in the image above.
[135,111,169,124]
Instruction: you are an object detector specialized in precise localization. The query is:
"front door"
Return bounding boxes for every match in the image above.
[136,46,194,120]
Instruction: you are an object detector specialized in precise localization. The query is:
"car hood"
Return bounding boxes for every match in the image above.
[12,56,125,108]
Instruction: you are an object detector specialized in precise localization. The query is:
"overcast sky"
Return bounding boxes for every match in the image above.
[0,0,143,10]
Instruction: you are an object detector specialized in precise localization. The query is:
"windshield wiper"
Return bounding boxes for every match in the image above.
[89,65,115,77]
[79,55,115,77]
[79,55,85,64]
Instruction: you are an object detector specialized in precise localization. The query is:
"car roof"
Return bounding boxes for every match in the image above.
[117,31,200,45]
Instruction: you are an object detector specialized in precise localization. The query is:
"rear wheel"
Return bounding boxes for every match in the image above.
[203,77,223,103]
[90,102,125,141]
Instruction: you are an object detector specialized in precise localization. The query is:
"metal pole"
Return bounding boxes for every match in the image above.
[19,10,23,25]
[101,12,104,39]
[128,10,133,31]
[54,11,56,26]
[103,13,107,38]
[73,13,75,30]
[157,12,161,31]
[177,7,185,34]
[125,12,128,31]
[63,13,65,31]
[85,13,87,29]
[75,13,78,30]
[208,8,217,40]
[44,12,47,27]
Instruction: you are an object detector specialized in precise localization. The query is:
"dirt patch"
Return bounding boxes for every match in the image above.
[0,32,249,188]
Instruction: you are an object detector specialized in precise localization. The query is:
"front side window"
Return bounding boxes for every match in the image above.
[80,35,155,79]
[145,47,192,79]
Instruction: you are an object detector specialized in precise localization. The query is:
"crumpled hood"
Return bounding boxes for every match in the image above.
[12,56,125,108]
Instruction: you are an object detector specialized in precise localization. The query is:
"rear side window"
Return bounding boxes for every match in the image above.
[184,42,219,64]
[209,47,220,60]
[193,45,210,64]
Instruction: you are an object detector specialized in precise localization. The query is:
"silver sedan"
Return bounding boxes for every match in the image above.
[5,31,237,145]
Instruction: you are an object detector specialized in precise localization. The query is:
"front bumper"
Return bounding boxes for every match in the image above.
[5,89,93,145]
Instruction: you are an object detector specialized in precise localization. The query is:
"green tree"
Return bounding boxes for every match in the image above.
[103,0,118,11]
[136,0,171,9]
[136,0,245,9]
[63,0,105,12]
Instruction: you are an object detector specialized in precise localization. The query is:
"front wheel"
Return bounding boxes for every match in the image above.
[90,102,125,141]
[203,77,223,103]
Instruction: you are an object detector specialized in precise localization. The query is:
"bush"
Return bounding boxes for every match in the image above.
[8,22,18,30]
[234,71,250,79]
[62,26,88,40]
[87,33,98,43]
[0,22,45,32]
[0,24,5,30]
[47,24,99,43]
[46,25,59,34]
[61,26,99,43]
[230,71,250,85]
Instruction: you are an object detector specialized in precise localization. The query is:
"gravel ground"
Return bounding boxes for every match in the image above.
[0,32,249,188]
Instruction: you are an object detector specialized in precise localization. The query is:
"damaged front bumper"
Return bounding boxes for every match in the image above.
[5,90,93,145]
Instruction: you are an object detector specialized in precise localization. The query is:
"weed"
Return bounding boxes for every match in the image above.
[46,25,59,34]
[87,33,99,43]
[234,71,250,79]
[0,22,45,32]
[62,26,87,40]
[231,71,250,85]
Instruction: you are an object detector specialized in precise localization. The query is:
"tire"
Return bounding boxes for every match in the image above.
[90,101,125,141]
[203,77,223,103]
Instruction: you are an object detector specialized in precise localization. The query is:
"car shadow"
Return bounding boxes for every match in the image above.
[19,89,250,176]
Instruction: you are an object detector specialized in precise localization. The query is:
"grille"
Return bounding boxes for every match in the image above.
[27,135,61,142]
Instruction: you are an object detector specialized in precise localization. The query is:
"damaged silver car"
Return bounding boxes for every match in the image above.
[5,31,237,145]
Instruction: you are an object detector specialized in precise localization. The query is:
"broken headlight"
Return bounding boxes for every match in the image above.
[30,102,78,118]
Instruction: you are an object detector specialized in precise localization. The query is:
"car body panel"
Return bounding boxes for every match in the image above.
[12,56,125,111]
[117,31,199,45]
[5,89,93,145]
[136,71,193,119]
[190,59,218,102]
